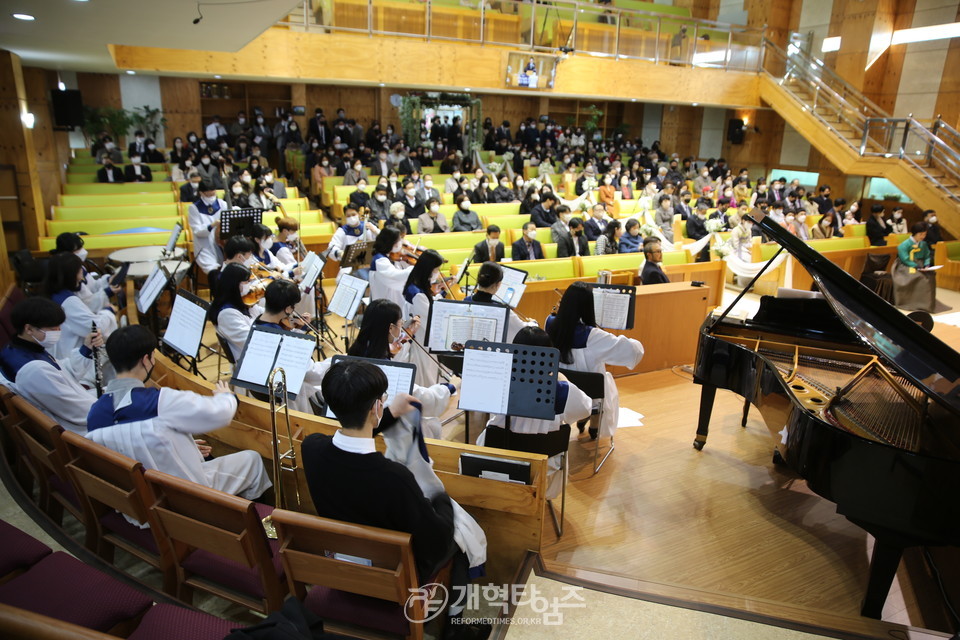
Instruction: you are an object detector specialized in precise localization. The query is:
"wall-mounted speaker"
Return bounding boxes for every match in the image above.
[727,118,745,144]
[50,90,84,128]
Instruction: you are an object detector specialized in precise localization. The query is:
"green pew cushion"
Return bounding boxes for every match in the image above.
[48,217,181,236]
[53,204,179,220]
[806,237,867,252]
[38,232,179,251]
[59,193,175,207]
[64,183,173,195]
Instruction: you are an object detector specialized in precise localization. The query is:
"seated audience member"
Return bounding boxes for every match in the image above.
[302,360,490,640]
[594,220,621,255]
[511,222,544,261]
[583,204,607,241]
[188,181,228,286]
[491,175,517,203]
[619,218,642,253]
[551,206,574,257]
[887,205,908,234]
[686,202,711,262]
[640,240,670,285]
[45,252,117,369]
[530,193,559,228]
[473,225,505,263]
[123,155,152,183]
[0,297,101,433]
[327,203,379,266]
[96,157,125,183]
[565,218,590,257]
[811,211,836,240]
[401,180,426,220]
[349,178,371,211]
[656,195,675,243]
[924,210,942,248]
[420,174,440,202]
[452,195,482,232]
[892,222,937,312]
[86,325,271,501]
[262,169,287,199]
[418,197,450,234]
[179,170,203,203]
[368,184,392,222]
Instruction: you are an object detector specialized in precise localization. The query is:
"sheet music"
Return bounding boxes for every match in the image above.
[272,334,316,394]
[164,223,182,254]
[235,331,282,384]
[162,292,208,358]
[298,252,323,293]
[593,289,631,330]
[458,349,512,414]
[494,282,526,309]
[328,275,367,320]
[325,357,416,418]
[500,265,528,286]
[455,257,472,285]
[136,265,167,314]
[427,299,508,350]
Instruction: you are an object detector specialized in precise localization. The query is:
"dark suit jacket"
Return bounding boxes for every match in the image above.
[511,238,544,261]
[368,159,394,176]
[556,233,589,258]
[179,182,200,204]
[530,204,557,228]
[641,260,670,285]
[398,158,421,176]
[472,240,505,264]
[96,166,125,183]
[123,164,152,182]
[583,217,604,242]
[127,141,147,158]
[686,215,708,240]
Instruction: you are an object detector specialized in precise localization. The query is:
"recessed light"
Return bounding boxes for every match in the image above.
[463,87,471,92]
[379,83,385,87]
[73,0,90,2]
[12,13,35,21]
[214,75,221,79]
[126,70,136,75]
[631,98,637,102]
[692,102,699,106]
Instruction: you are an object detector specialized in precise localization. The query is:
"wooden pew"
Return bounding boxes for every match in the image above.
[934,241,960,291]
[789,244,899,292]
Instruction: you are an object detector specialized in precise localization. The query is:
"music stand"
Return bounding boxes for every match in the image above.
[458,340,560,421]
[341,241,372,272]
[161,289,210,378]
[590,283,636,330]
[220,208,262,241]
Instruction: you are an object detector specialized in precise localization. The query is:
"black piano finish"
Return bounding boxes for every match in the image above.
[693,212,960,619]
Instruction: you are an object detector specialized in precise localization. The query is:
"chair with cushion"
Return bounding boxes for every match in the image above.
[483,423,571,537]
[270,508,444,640]
[143,468,287,614]
[0,551,152,633]
[59,431,167,572]
[0,518,51,580]
[860,253,894,303]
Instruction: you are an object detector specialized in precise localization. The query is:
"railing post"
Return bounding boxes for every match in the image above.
[758,35,764,73]
[426,0,431,41]
[302,0,309,31]
[899,114,912,159]
[724,29,732,71]
[614,14,621,59]
[571,4,578,53]
[654,17,661,63]
[860,119,869,156]
[480,0,485,44]
[691,23,699,67]
[530,0,537,50]
[367,0,373,36]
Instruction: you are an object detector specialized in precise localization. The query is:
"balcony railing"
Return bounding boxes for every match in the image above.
[281,0,766,72]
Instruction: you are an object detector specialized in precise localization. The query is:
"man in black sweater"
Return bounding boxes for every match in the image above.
[302,360,488,640]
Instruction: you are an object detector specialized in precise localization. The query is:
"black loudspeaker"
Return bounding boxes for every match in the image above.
[727,118,745,144]
[50,90,84,128]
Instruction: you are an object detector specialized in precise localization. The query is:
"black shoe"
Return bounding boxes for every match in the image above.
[588,427,598,440]
[442,620,491,640]
[576,419,588,434]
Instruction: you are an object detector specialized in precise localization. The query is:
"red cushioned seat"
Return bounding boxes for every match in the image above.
[0,551,152,631]
[304,585,409,637]
[100,510,159,555]
[127,603,236,640]
[180,503,283,600]
[0,518,51,577]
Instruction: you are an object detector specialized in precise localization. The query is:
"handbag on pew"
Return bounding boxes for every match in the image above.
[225,595,347,640]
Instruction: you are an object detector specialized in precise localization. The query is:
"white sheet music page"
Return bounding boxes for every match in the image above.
[235,330,282,385]
[428,299,507,350]
[137,265,167,314]
[299,252,322,293]
[328,275,367,319]
[162,293,207,358]
[383,364,415,404]
[272,334,316,395]
[594,289,630,330]
[459,349,512,414]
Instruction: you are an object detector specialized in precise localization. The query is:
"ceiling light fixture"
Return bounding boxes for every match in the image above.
[821,36,841,52]
[214,74,222,79]
[892,21,960,44]
[126,70,136,75]
[12,13,35,21]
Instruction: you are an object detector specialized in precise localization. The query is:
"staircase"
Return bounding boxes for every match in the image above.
[757,40,960,236]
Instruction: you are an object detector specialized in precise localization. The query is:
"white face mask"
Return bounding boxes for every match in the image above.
[561,214,572,223]
[232,185,243,195]
[75,248,88,262]
[930,216,938,224]
[487,238,498,247]
[346,215,360,227]
[392,242,403,254]
[893,213,902,219]
[392,209,404,219]
[406,189,416,197]
[260,238,274,250]
[430,204,441,213]
[375,194,386,202]
[459,201,470,210]
[104,142,115,150]
[243,255,257,267]
[264,174,274,183]
[35,328,61,351]
[321,160,329,166]
[452,172,460,180]
[201,195,216,205]
[287,232,298,242]
[184,160,193,167]
[424,180,433,188]
[238,117,246,124]
[241,175,252,184]
[526,229,537,240]
[430,271,440,284]
[201,158,211,166]
[175,141,183,148]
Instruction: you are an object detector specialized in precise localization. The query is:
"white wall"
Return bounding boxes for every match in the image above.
[641,103,662,146]
[119,74,165,147]
[797,0,833,59]
[699,107,725,159]
[892,0,958,119]
[716,0,747,26]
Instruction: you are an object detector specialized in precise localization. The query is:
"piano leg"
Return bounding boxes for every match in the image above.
[740,397,750,427]
[860,539,903,619]
[693,384,716,451]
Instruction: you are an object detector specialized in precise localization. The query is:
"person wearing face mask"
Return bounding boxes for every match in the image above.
[230,111,251,142]
[53,232,121,315]
[225,176,252,210]
[123,154,152,183]
[419,197,450,234]
[886,206,908,234]
[368,227,414,308]
[366,184,391,222]
[205,115,228,142]
[530,193,559,228]
[250,113,272,151]
[86,324,271,500]
[210,261,262,359]
[618,218,642,254]
[96,156,125,184]
[188,181,227,280]
[674,191,693,220]
[583,203,608,242]
[598,174,617,210]
[342,158,368,187]
[655,195,675,243]
[43,252,118,388]
[550,205,574,254]
[169,137,188,165]
[444,167,462,195]
[196,152,223,189]
[469,175,491,205]
[370,149,394,177]
[348,178,372,212]
[96,137,123,165]
[795,211,810,241]
[143,139,164,164]
[261,169,286,199]
[491,175,515,203]
[328,203,379,267]
[402,249,449,386]
[419,175,440,203]
[693,167,714,196]
[471,225,505,264]
[923,210,942,247]
[400,180,425,220]
[511,222,545,261]
[0,297,104,433]
[450,195,480,232]
[127,130,147,158]
[248,224,299,278]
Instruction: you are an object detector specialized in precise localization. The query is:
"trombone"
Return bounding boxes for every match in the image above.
[261,366,302,538]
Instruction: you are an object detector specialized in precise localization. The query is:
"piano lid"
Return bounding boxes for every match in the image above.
[751,209,960,416]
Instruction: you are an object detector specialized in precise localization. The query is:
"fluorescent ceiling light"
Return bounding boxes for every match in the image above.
[821,36,841,52]
[12,13,35,20]
[892,22,960,45]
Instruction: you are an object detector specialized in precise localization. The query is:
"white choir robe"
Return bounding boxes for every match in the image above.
[78,271,111,314]
[403,290,441,388]
[86,379,271,506]
[187,200,227,274]
[368,254,411,310]
[556,322,644,438]
[16,355,97,433]
[52,292,117,387]
[311,352,454,439]
[478,380,592,499]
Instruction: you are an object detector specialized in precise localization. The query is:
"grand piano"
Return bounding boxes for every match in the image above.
[693,209,960,619]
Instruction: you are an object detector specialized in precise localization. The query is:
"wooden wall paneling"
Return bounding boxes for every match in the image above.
[159,77,201,144]
[720,107,784,173]
[621,101,644,144]
[291,82,307,131]
[76,72,122,110]
[934,3,960,129]
[22,67,66,236]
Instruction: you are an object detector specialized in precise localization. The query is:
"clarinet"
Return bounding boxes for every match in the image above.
[91,321,104,398]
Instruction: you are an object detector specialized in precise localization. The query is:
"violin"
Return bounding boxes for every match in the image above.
[240,262,285,305]
[389,246,423,266]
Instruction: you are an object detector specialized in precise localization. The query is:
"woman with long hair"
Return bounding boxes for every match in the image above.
[465,262,537,341]
[546,281,644,439]
[594,219,622,255]
[346,299,456,439]
[403,249,447,386]
[368,226,412,308]
[53,232,119,314]
[209,263,260,362]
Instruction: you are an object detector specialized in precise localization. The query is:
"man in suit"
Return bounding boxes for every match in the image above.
[472,225,505,264]
[640,240,670,285]
[511,222,544,261]
[687,202,711,263]
[127,130,147,159]
[96,157,125,183]
[369,149,394,176]
[674,191,693,220]
[495,120,512,144]
[307,109,330,147]
[583,203,607,241]
[123,155,152,182]
[556,217,589,258]
[398,149,421,176]
[179,170,203,203]
[530,193,559,228]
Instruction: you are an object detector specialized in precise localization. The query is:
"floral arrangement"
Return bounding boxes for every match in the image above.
[582,177,598,192]
[639,223,658,237]
[486,162,502,174]
[713,243,732,259]
[502,151,515,163]
[705,218,725,234]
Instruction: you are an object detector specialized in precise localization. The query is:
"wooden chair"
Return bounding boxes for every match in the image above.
[560,368,612,473]
[271,508,447,640]
[59,431,168,575]
[2,394,83,525]
[142,468,287,614]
